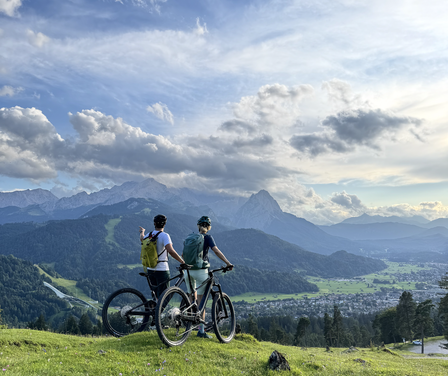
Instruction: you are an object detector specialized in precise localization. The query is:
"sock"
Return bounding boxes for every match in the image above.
[199,324,205,333]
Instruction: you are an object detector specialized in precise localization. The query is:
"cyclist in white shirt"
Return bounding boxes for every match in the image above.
[139,214,184,298]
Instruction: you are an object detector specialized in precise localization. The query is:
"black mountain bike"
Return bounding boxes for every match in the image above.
[154,264,236,347]
[102,267,185,337]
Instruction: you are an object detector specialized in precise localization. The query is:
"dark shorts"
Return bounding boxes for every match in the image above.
[148,269,170,299]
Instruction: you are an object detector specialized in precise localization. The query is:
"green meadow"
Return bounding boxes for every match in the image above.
[35,266,98,308]
[105,218,122,247]
[232,261,426,303]
[1,329,448,375]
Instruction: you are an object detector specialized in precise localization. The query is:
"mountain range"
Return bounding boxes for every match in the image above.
[2,178,448,260]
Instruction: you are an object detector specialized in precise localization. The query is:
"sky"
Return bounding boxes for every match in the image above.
[1,0,448,224]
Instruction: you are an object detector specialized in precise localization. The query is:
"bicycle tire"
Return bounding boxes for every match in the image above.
[212,292,236,343]
[155,286,193,347]
[102,288,152,337]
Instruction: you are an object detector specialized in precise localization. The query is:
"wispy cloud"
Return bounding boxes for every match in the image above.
[26,30,51,48]
[0,0,22,17]
[147,102,174,125]
[0,85,23,97]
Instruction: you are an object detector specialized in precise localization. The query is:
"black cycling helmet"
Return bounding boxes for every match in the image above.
[197,216,211,226]
[154,214,167,228]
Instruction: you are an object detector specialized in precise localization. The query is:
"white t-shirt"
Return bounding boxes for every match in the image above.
[144,230,172,271]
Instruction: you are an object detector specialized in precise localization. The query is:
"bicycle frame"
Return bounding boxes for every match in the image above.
[182,266,230,326]
[125,268,185,317]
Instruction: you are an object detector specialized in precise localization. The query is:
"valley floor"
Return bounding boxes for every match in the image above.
[1,329,448,375]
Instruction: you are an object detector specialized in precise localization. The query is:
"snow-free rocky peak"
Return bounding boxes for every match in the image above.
[0,189,58,209]
[234,190,283,229]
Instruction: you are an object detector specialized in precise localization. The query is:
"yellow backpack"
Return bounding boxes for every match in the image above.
[140,231,165,270]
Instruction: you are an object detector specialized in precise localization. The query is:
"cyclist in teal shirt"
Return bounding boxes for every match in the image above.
[183,216,233,338]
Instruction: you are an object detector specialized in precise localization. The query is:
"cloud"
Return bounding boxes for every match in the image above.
[147,102,174,125]
[27,30,50,48]
[218,119,256,135]
[0,106,288,191]
[231,83,314,131]
[322,79,366,108]
[290,108,423,156]
[0,0,21,17]
[0,107,64,179]
[194,18,208,36]
[113,0,167,13]
[0,85,23,97]
[330,191,366,210]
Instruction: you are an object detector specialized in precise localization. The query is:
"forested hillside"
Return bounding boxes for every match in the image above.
[0,255,68,326]
[213,229,387,277]
[0,205,386,280]
[0,198,387,320]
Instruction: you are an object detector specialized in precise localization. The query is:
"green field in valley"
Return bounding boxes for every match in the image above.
[231,261,427,303]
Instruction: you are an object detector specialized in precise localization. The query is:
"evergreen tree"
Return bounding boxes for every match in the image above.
[414,299,434,354]
[373,307,399,344]
[324,312,333,347]
[396,291,416,342]
[79,313,93,335]
[34,314,48,331]
[294,317,311,346]
[93,319,103,336]
[332,305,344,347]
[64,315,80,335]
[246,314,259,339]
[438,293,448,341]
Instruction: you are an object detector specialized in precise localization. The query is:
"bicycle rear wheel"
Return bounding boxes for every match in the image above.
[155,286,193,347]
[212,292,236,343]
[102,288,152,337]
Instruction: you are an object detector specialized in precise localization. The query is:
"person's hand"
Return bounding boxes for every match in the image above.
[226,264,234,271]
[139,226,145,234]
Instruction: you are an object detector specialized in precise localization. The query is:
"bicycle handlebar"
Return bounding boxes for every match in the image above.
[210,265,234,274]
[177,263,193,271]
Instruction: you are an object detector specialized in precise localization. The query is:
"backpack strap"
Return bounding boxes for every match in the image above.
[153,231,168,263]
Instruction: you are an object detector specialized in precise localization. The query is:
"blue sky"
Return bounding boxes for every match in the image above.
[1,0,448,224]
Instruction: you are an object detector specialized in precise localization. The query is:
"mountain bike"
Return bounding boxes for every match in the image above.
[102,267,185,337]
[154,264,236,347]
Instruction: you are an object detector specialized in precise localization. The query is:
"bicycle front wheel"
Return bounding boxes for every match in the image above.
[155,286,193,347]
[212,292,236,343]
[102,288,152,337]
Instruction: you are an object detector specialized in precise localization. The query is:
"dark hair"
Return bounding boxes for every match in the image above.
[154,214,167,228]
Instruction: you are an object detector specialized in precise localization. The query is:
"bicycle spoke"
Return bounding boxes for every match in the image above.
[102,288,152,337]
[155,287,193,346]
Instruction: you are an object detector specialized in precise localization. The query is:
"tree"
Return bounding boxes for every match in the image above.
[294,317,311,346]
[93,319,103,336]
[324,312,333,347]
[373,307,399,344]
[438,293,448,341]
[396,291,416,342]
[332,305,344,347]
[64,315,80,335]
[414,299,434,354]
[35,314,48,331]
[79,313,93,335]
[246,314,259,339]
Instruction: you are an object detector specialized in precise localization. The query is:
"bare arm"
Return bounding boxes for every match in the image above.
[166,243,185,264]
[139,226,146,242]
[211,246,233,270]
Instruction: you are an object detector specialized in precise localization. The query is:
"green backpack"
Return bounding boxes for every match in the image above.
[182,233,210,270]
[140,231,165,270]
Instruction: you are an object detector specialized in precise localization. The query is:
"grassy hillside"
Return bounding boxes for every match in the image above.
[1,329,448,375]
